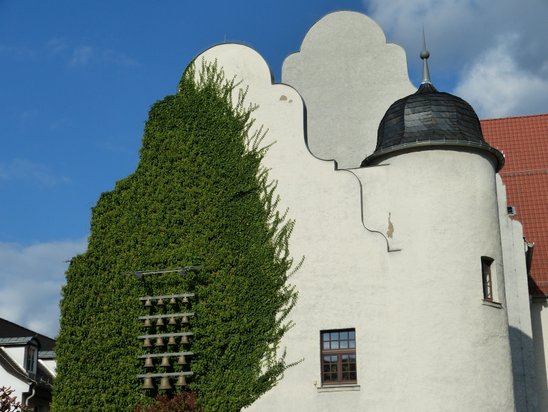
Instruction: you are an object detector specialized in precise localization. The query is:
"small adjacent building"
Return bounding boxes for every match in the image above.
[482,114,548,410]
[0,318,56,411]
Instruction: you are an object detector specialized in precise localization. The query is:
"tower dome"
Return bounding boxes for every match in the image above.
[361,45,504,170]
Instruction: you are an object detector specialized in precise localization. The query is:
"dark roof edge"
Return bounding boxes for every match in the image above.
[361,140,505,171]
[0,318,55,351]
[0,336,38,347]
[39,350,56,360]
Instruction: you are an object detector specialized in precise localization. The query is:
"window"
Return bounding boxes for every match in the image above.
[481,256,494,301]
[25,345,38,376]
[320,329,357,385]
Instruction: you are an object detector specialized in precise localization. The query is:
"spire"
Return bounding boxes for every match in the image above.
[420,28,432,85]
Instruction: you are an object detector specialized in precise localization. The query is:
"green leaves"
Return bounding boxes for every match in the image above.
[53,61,296,412]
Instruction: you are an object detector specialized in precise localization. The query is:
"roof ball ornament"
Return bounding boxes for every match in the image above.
[421,29,432,85]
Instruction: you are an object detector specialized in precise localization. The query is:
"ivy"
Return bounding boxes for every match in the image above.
[52,62,297,412]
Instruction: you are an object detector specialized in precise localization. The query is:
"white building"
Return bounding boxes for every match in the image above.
[0,318,56,411]
[190,11,540,412]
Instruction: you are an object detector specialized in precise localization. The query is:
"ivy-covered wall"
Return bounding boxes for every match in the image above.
[52,63,296,412]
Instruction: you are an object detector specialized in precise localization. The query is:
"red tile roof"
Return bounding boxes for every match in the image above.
[481,114,548,295]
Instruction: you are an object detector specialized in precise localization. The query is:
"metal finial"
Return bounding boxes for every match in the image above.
[420,28,432,84]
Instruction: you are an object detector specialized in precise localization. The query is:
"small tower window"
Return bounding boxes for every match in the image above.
[481,257,494,301]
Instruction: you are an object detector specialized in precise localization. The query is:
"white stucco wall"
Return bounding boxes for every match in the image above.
[194,43,386,411]
[0,371,28,405]
[4,346,26,370]
[282,11,416,169]
[39,359,57,376]
[497,175,539,411]
[354,150,515,411]
[531,300,548,409]
[1,347,30,405]
[192,41,516,410]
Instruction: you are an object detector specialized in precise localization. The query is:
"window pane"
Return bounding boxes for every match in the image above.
[323,341,330,350]
[340,340,348,349]
[340,331,348,340]
[331,341,339,349]
[348,332,356,348]
[341,354,356,381]
[322,355,338,382]
[330,331,339,341]
[348,355,356,371]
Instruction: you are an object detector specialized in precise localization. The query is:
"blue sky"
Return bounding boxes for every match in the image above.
[2,0,547,337]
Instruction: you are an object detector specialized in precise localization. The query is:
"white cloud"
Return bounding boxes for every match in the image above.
[0,158,70,186]
[455,35,548,118]
[70,45,138,67]
[45,37,68,54]
[70,46,94,66]
[366,0,548,117]
[1,39,136,68]
[103,49,138,67]
[0,239,87,337]
[0,44,37,59]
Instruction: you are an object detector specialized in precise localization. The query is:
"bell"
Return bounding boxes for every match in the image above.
[167,336,177,346]
[181,316,189,325]
[180,335,189,345]
[159,376,172,390]
[156,317,164,327]
[160,356,171,368]
[177,355,187,365]
[143,338,152,348]
[144,357,154,368]
[169,297,177,306]
[157,298,165,306]
[155,337,164,347]
[143,318,152,328]
[175,375,187,386]
[168,317,177,326]
[182,296,189,304]
[142,376,154,390]
[144,298,152,307]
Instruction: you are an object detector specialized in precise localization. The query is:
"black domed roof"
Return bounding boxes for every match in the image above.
[361,80,504,171]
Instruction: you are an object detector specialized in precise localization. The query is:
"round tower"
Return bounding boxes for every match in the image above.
[360,46,515,410]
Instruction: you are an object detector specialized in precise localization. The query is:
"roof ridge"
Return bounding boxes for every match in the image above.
[500,168,548,177]
[481,112,548,122]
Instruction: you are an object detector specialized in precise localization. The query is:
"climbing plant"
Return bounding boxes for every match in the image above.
[52,61,297,412]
